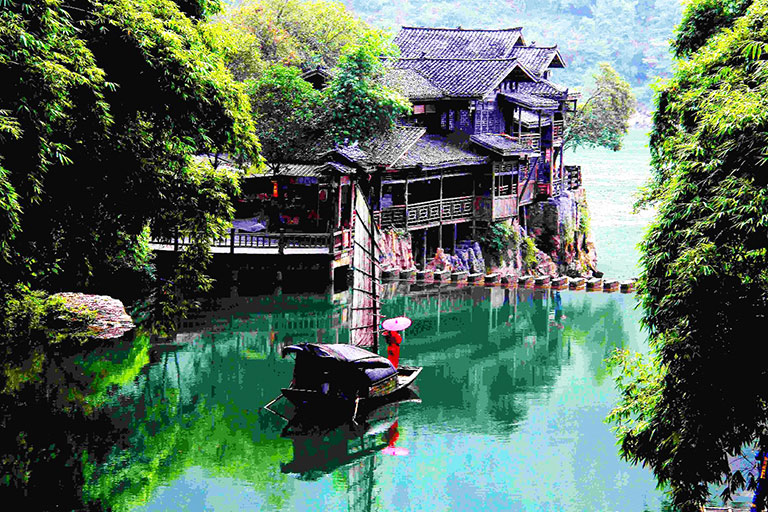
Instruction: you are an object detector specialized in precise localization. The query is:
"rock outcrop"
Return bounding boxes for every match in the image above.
[54,293,135,340]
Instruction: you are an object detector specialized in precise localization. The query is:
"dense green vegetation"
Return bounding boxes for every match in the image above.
[211,0,410,161]
[330,0,682,109]
[0,0,259,305]
[610,0,768,509]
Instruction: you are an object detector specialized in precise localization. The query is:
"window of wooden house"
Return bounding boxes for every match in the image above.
[459,109,470,131]
[494,174,513,196]
[441,112,448,130]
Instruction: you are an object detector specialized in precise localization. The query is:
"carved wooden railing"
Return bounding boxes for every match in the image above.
[376,196,474,229]
[513,133,540,150]
[150,229,332,254]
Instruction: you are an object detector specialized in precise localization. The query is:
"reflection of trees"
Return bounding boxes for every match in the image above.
[0,332,150,509]
[559,294,633,382]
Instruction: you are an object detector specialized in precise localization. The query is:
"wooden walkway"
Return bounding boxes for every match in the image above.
[149,229,351,256]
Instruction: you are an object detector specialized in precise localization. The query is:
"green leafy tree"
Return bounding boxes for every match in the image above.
[0,0,259,306]
[246,64,322,165]
[324,33,411,143]
[609,0,768,510]
[564,63,636,151]
[211,0,373,81]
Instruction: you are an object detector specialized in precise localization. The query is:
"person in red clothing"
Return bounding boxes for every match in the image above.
[382,329,402,368]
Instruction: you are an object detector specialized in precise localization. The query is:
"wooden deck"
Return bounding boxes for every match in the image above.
[150,229,351,256]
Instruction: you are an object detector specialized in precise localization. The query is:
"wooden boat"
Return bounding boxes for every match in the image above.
[268,343,422,415]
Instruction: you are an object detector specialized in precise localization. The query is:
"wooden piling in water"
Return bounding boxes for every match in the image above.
[467,272,483,284]
[416,269,434,282]
[518,275,534,288]
[586,278,603,291]
[569,277,586,290]
[534,276,551,289]
[603,279,619,292]
[620,280,636,293]
[484,273,500,285]
[551,276,569,290]
[451,271,468,283]
[434,269,450,282]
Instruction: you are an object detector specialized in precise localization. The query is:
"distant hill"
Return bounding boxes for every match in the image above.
[339,0,682,109]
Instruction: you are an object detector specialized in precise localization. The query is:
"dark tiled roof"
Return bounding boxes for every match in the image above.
[394,134,487,169]
[395,58,535,98]
[517,78,568,99]
[508,46,565,75]
[395,27,525,59]
[265,162,355,176]
[335,126,426,167]
[499,91,559,110]
[470,134,534,156]
[360,126,426,166]
[382,68,444,100]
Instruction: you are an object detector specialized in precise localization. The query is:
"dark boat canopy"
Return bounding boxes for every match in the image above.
[282,343,396,383]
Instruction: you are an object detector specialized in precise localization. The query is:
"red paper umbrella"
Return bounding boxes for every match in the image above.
[381,316,412,332]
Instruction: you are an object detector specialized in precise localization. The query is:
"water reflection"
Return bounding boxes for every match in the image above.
[1,286,669,511]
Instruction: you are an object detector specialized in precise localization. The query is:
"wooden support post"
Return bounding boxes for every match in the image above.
[453,223,458,252]
[439,173,444,248]
[230,228,235,254]
[404,178,410,231]
[421,228,427,269]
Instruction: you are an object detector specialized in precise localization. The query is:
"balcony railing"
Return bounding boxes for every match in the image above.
[376,196,474,229]
[513,133,540,150]
[150,229,332,254]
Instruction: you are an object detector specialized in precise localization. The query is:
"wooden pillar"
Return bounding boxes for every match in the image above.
[518,106,522,138]
[453,223,458,251]
[404,177,410,231]
[336,179,342,230]
[421,228,427,269]
[439,174,444,248]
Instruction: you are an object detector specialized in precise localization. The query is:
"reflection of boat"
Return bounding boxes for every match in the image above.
[272,343,421,414]
[280,389,419,479]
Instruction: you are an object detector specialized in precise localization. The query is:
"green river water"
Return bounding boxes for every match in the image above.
[4,130,683,511]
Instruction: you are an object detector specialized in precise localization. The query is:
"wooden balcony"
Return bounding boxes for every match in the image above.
[150,229,333,255]
[513,133,540,150]
[377,196,474,229]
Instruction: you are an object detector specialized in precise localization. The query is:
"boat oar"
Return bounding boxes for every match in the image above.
[352,393,361,425]
[262,393,289,421]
